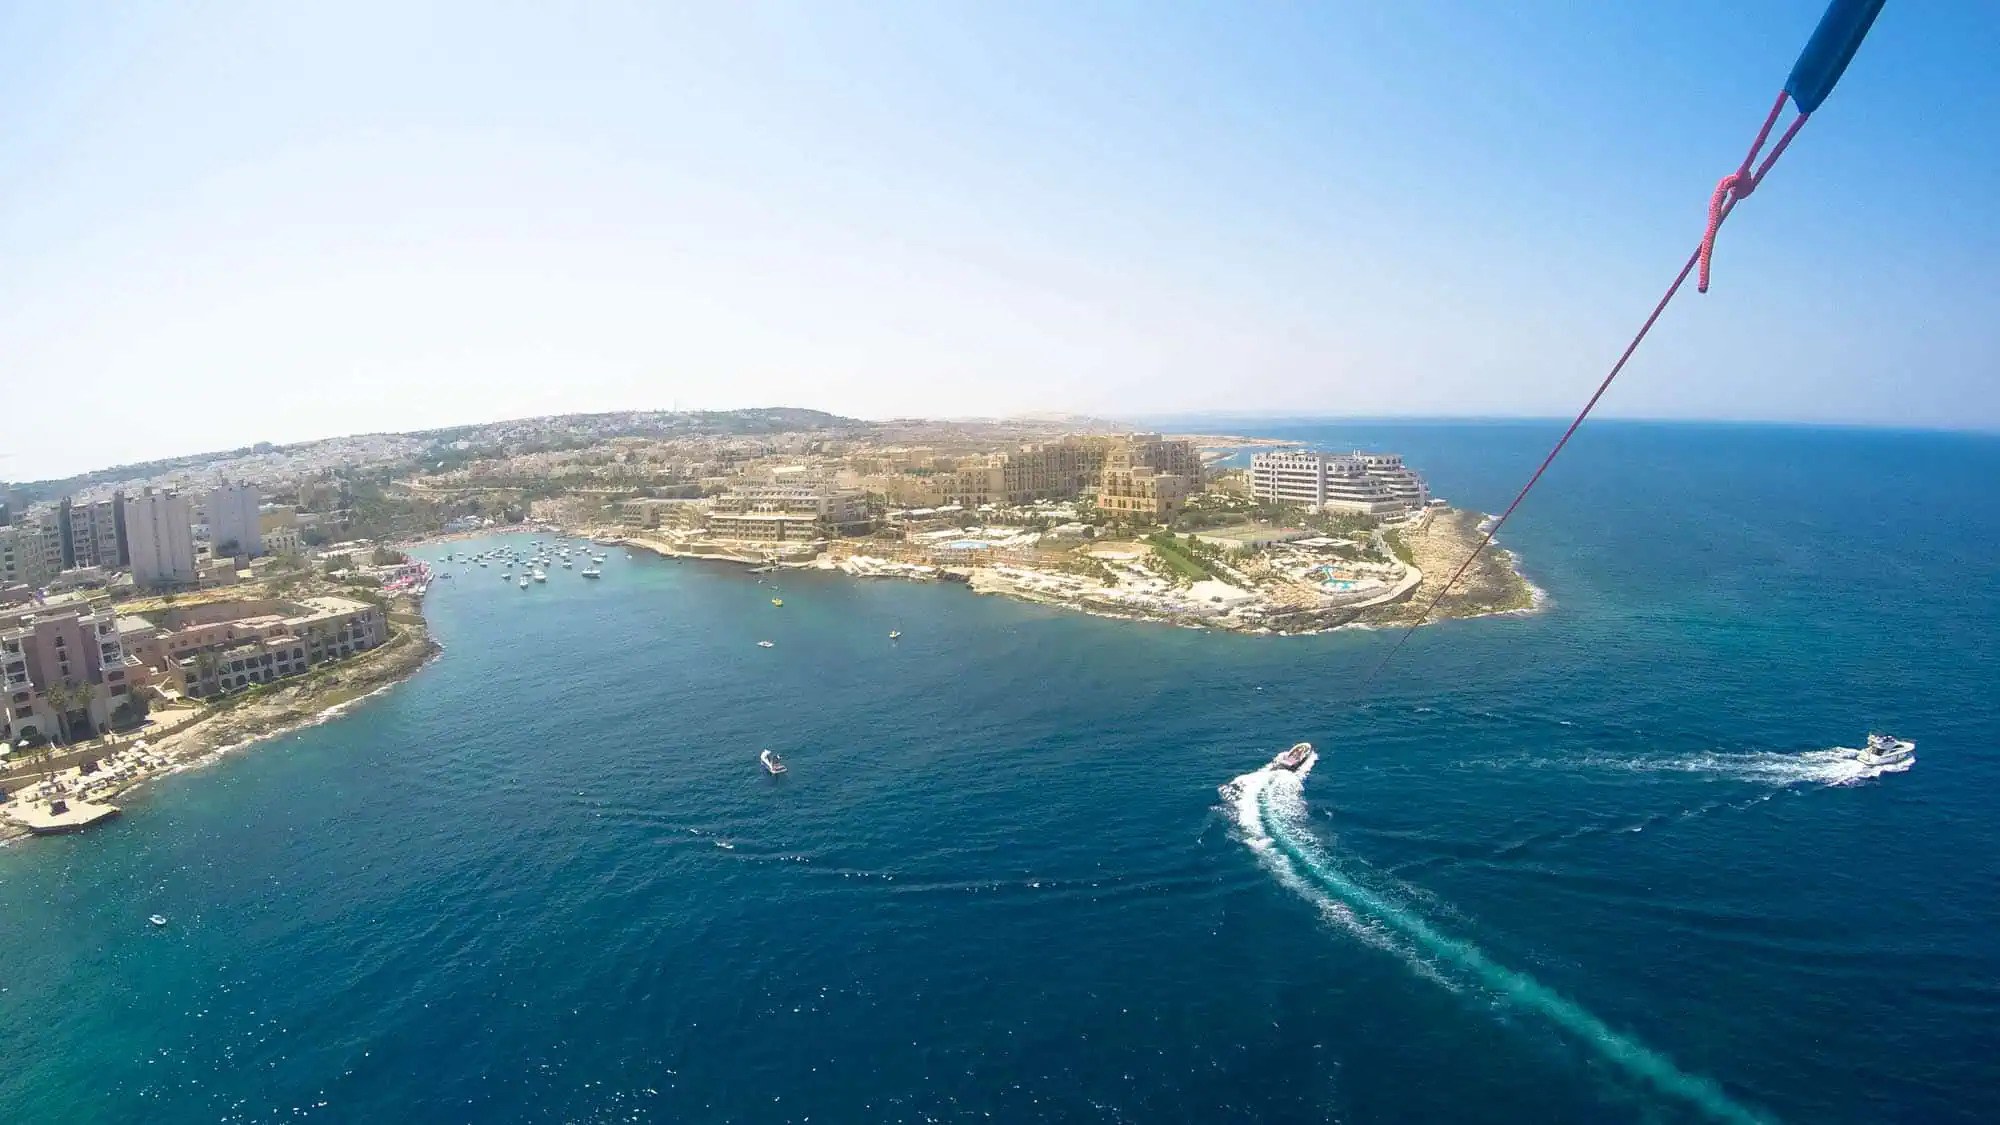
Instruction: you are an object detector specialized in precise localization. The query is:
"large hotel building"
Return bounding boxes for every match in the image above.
[1249,451,1431,514]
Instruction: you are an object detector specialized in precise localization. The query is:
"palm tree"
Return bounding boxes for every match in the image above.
[45,680,96,747]
[191,651,221,699]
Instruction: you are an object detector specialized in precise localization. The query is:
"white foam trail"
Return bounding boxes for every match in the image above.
[1476,745,1914,789]
[1222,762,1777,1125]
[1617,746,1913,788]
[1219,756,1446,984]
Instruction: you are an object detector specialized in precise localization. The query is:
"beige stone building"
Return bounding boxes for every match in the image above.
[1095,447,1192,525]
[706,486,872,542]
[620,497,713,530]
[946,436,1118,507]
[166,595,390,699]
[1122,433,1203,480]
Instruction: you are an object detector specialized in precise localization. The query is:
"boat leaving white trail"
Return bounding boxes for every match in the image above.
[1219,756,1776,1125]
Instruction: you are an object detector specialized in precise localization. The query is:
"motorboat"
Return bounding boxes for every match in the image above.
[533,571,547,583]
[149,914,168,927]
[771,598,784,607]
[1856,733,1915,765]
[581,567,602,578]
[760,749,788,775]
[518,577,530,589]
[756,640,774,648]
[1268,742,1315,772]
[889,630,902,639]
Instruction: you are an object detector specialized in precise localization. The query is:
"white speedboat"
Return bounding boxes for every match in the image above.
[518,577,530,589]
[533,571,547,583]
[760,749,788,775]
[1268,742,1314,772]
[580,567,601,578]
[1856,732,1914,765]
[149,914,168,927]
[756,640,774,648]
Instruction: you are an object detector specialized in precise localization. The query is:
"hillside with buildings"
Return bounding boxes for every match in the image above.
[3,409,1536,836]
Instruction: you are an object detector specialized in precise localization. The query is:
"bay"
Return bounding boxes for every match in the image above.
[3,421,1996,1124]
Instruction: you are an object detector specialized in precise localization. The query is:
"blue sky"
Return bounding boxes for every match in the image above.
[2,1,1994,478]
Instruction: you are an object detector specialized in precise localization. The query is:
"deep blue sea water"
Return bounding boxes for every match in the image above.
[4,421,1998,1124]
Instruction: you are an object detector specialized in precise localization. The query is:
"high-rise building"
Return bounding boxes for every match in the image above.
[206,483,264,558]
[58,494,128,570]
[1,509,67,588]
[125,488,199,586]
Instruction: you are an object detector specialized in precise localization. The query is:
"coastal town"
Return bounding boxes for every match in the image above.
[1,409,1535,841]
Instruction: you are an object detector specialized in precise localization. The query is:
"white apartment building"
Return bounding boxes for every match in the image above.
[206,483,264,558]
[125,488,199,586]
[1249,450,1431,515]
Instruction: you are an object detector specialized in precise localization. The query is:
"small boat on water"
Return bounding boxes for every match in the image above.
[889,630,902,639]
[1856,732,1915,765]
[760,749,788,775]
[518,577,530,589]
[1268,742,1315,772]
[581,567,602,578]
[756,640,774,648]
[533,571,547,583]
[771,598,784,607]
[149,914,168,927]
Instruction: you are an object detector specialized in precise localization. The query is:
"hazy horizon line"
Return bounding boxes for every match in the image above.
[12,410,1998,489]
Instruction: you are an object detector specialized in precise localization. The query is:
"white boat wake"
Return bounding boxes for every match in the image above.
[1612,745,1914,788]
[1219,760,1776,1125]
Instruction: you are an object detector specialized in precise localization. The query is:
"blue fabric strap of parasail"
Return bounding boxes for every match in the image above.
[1786,0,1888,114]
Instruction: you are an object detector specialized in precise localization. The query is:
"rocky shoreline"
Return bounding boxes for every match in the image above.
[1,624,442,846]
[612,507,1538,637]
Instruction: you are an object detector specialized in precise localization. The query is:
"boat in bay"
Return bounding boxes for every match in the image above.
[1856,732,1914,766]
[1268,742,1314,772]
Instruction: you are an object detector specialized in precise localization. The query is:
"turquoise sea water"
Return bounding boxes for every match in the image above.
[3,422,1997,1124]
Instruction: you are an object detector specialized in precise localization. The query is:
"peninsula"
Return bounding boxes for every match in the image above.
[2,409,1538,841]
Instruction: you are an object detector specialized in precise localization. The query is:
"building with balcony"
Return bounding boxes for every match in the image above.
[0,605,141,744]
[945,436,1118,507]
[59,494,128,570]
[1249,450,1431,515]
[161,595,389,701]
[1121,433,1203,480]
[619,497,713,530]
[0,511,65,589]
[706,486,871,542]
[1094,447,1191,525]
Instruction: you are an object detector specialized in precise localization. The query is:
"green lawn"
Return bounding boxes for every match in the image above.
[1146,534,1214,582]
